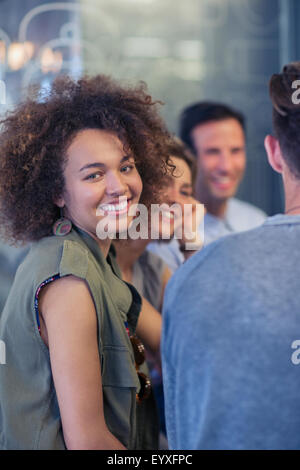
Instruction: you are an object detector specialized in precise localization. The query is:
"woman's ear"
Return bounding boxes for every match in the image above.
[264,134,284,174]
[53,196,65,209]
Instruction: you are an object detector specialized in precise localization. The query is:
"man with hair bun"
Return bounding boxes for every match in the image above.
[162,62,300,449]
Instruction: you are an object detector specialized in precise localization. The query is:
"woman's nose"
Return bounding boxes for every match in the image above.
[105,171,127,197]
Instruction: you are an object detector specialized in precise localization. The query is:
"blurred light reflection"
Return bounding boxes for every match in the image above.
[40,48,63,74]
[7,41,34,71]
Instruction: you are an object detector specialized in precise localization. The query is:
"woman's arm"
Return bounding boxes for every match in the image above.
[39,275,126,450]
[160,265,172,312]
[135,265,172,355]
[135,296,162,355]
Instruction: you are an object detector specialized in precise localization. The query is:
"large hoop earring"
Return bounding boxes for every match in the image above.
[52,207,72,236]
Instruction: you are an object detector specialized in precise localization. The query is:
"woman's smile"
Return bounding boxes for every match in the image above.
[97,195,132,216]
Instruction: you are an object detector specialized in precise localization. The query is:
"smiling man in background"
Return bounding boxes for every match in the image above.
[180,101,266,245]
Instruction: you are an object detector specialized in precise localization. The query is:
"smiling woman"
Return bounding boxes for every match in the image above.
[0,75,172,450]
[56,128,143,253]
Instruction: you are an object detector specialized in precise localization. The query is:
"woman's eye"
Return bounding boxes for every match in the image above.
[180,190,192,197]
[85,172,103,181]
[120,164,134,173]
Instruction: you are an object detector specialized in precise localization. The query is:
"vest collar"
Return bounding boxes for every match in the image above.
[72,226,112,266]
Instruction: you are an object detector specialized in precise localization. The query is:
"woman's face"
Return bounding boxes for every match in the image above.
[58,128,143,241]
[157,156,193,239]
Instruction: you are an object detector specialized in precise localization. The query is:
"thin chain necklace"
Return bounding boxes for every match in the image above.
[285,205,300,214]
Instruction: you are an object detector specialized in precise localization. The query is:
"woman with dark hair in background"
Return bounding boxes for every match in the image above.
[0,75,171,450]
[147,139,204,272]
[116,137,202,310]
[115,137,204,444]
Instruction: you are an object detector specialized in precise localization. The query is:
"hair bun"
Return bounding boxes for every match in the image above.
[270,62,300,117]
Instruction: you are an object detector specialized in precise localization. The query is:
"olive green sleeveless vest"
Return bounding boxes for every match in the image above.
[0,227,142,449]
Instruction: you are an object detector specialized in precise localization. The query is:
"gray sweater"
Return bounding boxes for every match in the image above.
[162,214,300,449]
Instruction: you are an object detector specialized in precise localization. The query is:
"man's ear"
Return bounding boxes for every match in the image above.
[264,134,284,174]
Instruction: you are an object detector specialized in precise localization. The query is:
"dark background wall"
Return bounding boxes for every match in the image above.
[1,0,299,215]
[195,0,282,215]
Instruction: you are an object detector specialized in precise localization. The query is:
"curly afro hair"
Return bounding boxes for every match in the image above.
[0,75,172,243]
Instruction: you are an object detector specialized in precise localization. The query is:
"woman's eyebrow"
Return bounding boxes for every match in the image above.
[79,155,132,172]
[79,162,105,172]
[121,155,134,163]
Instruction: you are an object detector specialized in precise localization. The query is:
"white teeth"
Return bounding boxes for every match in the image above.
[100,201,128,212]
[162,211,174,220]
[214,178,231,184]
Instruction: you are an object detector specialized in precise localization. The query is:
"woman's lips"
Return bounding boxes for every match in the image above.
[97,197,131,216]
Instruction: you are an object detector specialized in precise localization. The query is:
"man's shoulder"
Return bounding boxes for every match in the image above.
[229,197,267,218]
[164,236,225,298]
[147,239,183,273]
[147,238,180,255]
[166,222,268,293]
[227,198,267,231]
